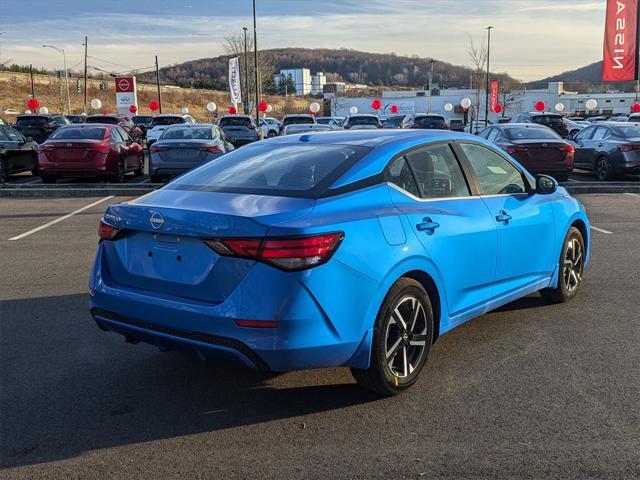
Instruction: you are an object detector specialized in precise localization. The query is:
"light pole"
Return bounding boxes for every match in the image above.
[243,27,249,114]
[43,44,71,114]
[0,32,7,69]
[484,26,493,127]
[252,0,262,139]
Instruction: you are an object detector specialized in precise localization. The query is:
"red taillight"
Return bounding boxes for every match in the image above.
[38,144,55,153]
[88,142,111,154]
[199,146,222,153]
[617,144,640,152]
[150,145,168,153]
[204,233,344,271]
[502,146,528,154]
[560,144,575,168]
[98,220,120,241]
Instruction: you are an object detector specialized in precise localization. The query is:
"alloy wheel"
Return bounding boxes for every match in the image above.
[562,237,584,293]
[596,158,608,181]
[384,295,428,379]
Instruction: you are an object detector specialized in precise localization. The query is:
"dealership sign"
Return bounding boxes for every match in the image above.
[603,0,639,81]
[114,76,138,115]
[228,57,242,108]
[489,80,499,112]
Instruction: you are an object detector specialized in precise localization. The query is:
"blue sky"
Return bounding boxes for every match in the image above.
[1,0,605,81]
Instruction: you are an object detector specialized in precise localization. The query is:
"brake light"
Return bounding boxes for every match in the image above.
[560,144,575,168]
[502,146,528,154]
[617,144,640,152]
[38,144,55,153]
[199,146,222,153]
[98,220,121,241]
[88,142,111,153]
[204,233,344,271]
[150,145,168,153]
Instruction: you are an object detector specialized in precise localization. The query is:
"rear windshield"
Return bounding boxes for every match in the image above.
[283,116,314,125]
[219,117,254,128]
[50,127,107,140]
[86,116,118,125]
[414,116,445,127]
[150,117,184,127]
[316,118,333,124]
[348,116,379,126]
[161,127,213,140]
[612,125,640,138]
[532,115,564,126]
[504,127,560,140]
[132,116,153,123]
[16,116,48,125]
[167,143,370,198]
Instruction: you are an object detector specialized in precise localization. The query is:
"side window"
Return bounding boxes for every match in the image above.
[110,129,123,142]
[592,127,609,140]
[460,143,526,195]
[118,127,131,142]
[477,128,491,139]
[404,144,470,198]
[0,128,8,141]
[387,156,420,198]
[575,127,595,141]
[487,128,501,142]
[4,127,23,141]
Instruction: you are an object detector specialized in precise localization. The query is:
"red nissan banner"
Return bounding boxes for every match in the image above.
[115,76,135,93]
[489,80,499,112]
[603,0,639,82]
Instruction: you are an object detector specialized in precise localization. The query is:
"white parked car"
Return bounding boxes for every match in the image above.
[146,114,195,149]
[259,117,280,138]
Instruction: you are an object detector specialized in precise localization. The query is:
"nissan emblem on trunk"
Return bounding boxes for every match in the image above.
[150,212,165,229]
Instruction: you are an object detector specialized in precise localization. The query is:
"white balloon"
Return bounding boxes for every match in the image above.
[444,103,454,112]
[266,104,273,113]
[90,98,102,110]
[460,98,472,109]
[349,106,358,115]
[24,109,32,114]
[181,107,189,114]
[206,101,217,112]
[39,106,49,114]
[555,102,565,112]
[309,101,321,113]
[585,99,598,110]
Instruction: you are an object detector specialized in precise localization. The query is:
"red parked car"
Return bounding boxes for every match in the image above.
[38,124,144,183]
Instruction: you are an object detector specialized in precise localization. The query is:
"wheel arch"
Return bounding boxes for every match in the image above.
[402,270,442,343]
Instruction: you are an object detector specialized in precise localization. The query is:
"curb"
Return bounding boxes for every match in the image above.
[564,184,640,194]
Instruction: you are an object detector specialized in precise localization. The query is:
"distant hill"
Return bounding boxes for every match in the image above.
[140,47,520,93]
[528,61,637,93]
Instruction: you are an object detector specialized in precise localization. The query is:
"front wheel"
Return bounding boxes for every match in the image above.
[351,278,434,396]
[0,160,7,183]
[133,155,144,176]
[540,226,585,303]
[595,157,615,181]
[111,161,125,183]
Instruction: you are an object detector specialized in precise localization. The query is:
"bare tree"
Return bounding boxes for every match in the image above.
[468,36,488,126]
[222,34,274,111]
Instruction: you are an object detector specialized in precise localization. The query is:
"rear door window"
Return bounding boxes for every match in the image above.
[592,127,610,141]
[387,156,421,197]
[404,144,470,198]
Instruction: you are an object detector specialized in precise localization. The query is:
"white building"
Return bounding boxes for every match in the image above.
[311,72,326,95]
[276,69,329,96]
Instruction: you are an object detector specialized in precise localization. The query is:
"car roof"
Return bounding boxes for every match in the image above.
[153,114,188,118]
[57,123,113,128]
[284,114,314,118]
[220,114,252,119]
[493,123,548,128]
[164,123,213,128]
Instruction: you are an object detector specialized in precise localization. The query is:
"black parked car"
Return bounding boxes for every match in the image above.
[510,112,569,138]
[401,114,447,130]
[382,115,405,129]
[568,122,640,181]
[66,115,86,124]
[478,123,574,182]
[218,115,260,147]
[0,125,39,182]
[131,115,154,137]
[13,114,70,144]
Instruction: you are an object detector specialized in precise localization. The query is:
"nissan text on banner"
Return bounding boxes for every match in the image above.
[602,0,639,82]
[228,57,242,109]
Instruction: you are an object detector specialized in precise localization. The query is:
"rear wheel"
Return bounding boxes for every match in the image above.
[540,226,585,303]
[595,156,615,181]
[268,130,277,138]
[112,161,125,183]
[133,155,144,176]
[0,160,7,183]
[351,278,433,396]
[41,176,57,184]
[150,174,163,183]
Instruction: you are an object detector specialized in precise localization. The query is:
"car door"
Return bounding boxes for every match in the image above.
[110,128,128,168]
[386,142,498,319]
[570,126,597,169]
[590,126,612,167]
[456,142,556,299]
[3,127,35,170]
[0,127,17,172]
[117,127,138,170]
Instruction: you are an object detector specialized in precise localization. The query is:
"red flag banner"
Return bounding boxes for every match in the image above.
[489,80,499,112]
[603,0,639,82]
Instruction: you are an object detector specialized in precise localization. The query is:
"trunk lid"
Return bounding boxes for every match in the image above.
[155,141,213,163]
[43,140,107,162]
[509,140,568,168]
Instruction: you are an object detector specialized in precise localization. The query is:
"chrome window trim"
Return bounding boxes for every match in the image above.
[386,182,477,203]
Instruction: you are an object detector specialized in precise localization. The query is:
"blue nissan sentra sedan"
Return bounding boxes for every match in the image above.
[89,129,590,396]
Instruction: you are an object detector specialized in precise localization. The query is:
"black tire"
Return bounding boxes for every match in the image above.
[540,226,585,303]
[31,167,39,176]
[149,174,163,183]
[268,130,277,138]
[595,156,615,181]
[554,174,569,183]
[111,162,125,183]
[351,278,434,396]
[41,176,57,184]
[133,155,144,177]
[0,160,7,184]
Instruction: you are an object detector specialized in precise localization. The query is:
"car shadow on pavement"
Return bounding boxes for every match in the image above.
[0,293,380,469]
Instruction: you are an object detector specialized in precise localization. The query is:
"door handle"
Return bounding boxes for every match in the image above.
[416,217,440,234]
[495,210,512,224]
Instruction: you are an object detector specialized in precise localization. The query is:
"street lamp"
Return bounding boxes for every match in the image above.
[243,27,249,114]
[252,0,262,139]
[484,26,493,128]
[43,44,71,114]
[0,32,7,69]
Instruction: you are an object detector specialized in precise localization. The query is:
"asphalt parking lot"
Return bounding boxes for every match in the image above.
[1,193,639,479]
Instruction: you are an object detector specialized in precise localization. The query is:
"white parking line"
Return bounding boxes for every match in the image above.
[566,178,579,183]
[590,226,613,234]
[24,178,41,184]
[624,192,640,198]
[8,196,114,241]
[138,178,150,184]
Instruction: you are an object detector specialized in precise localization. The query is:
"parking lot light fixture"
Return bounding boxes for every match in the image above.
[43,44,71,114]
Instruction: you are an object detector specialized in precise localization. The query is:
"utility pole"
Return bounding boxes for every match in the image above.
[155,55,162,113]
[252,0,262,138]
[0,32,6,70]
[43,45,71,114]
[83,36,88,113]
[428,59,435,112]
[243,27,249,114]
[485,26,493,127]
[29,64,35,99]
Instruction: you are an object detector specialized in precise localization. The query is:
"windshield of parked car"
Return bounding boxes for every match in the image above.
[15,116,49,125]
[413,116,445,128]
[161,127,214,140]
[282,116,314,125]
[86,116,119,125]
[219,117,254,128]
[167,143,370,198]
[316,118,334,125]
[132,116,153,124]
[348,116,379,126]
[50,127,107,140]
[504,126,561,140]
[532,115,564,127]
[150,117,185,127]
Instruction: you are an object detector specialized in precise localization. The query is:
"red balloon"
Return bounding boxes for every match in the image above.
[101,110,109,115]
[390,104,399,114]
[258,101,268,112]
[371,99,382,110]
[26,98,40,110]
[631,103,640,113]
[493,104,503,113]
[129,105,138,113]
[229,106,237,114]
[149,100,160,112]
[534,101,546,112]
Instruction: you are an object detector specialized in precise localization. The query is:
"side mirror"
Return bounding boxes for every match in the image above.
[26,136,34,142]
[536,174,558,195]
